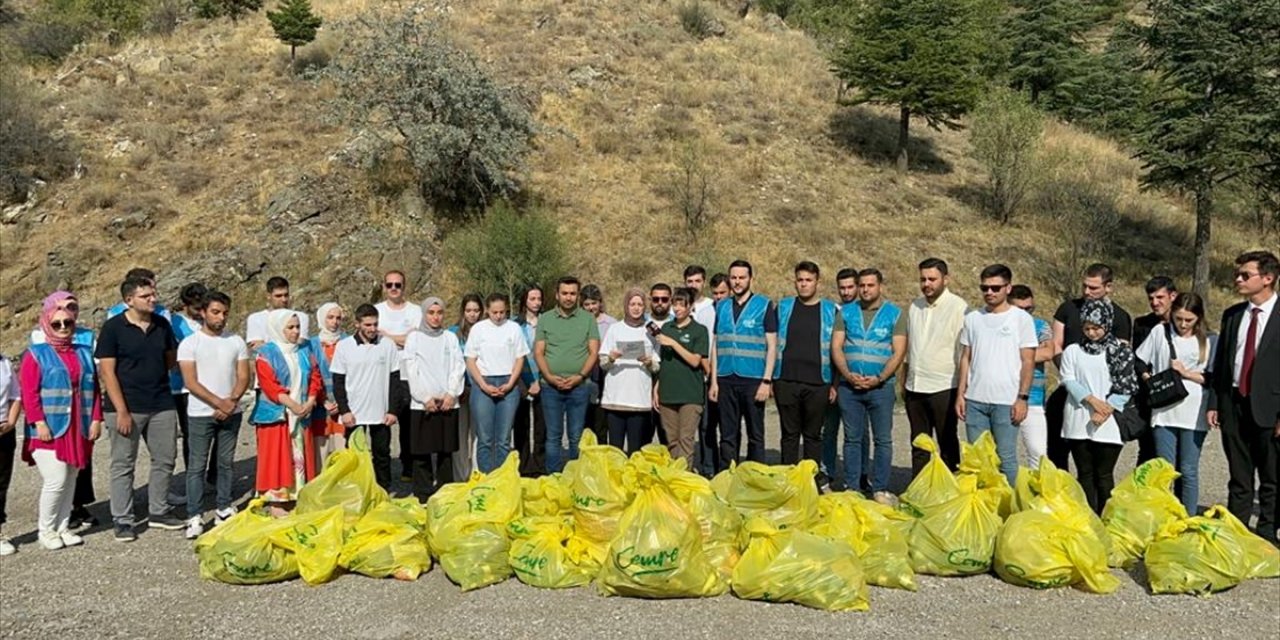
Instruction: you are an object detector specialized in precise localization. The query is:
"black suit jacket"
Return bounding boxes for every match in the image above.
[1210,300,1280,427]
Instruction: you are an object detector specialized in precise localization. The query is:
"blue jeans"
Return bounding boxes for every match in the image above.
[964,400,1018,486]
[186,413,241,513]
[1153,426,1206,515]
[541,382,589,473]
[470,376,519,473]
[838,382,895,493]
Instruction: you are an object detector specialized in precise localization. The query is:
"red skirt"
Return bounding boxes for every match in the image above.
[255,420,320,500]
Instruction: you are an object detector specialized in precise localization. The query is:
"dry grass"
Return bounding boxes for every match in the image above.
[0,0,1265,349]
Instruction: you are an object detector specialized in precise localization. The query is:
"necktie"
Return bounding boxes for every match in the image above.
[1240,307,1261,396]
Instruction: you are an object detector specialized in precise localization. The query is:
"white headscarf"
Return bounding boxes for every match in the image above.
[266,309,303,399]
[315,302,344,344]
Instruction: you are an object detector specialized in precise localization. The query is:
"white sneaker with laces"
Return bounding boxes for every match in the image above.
[214,506,237,525]
[185,516,204,540]
[0,536,15,556]
[38,531,64,551]
[59,531,84,547]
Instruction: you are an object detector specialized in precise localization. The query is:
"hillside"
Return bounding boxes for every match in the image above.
[0,0,1265,352]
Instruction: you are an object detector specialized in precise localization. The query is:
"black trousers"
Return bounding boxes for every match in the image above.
[698,396,722,477]
[0,428,14,526]
[607,409,650,454]
[1135,392,1158,465]
[1221,391,1279,541]
[410,454,452,502]
[718,377,766,465]
[515,395,546,477]
[347,424,393,490]
[1044,387,1072,470]
[394,379,412,475]
[904,388,961,475]
[645,409,669,446]
[1069,439,1123,515]
[775,380,828,475]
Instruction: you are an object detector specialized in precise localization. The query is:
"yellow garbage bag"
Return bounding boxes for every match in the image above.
[957,431,1014,518]
[338,498,432,581]
[662,464,744,582]
[1014,457,1112,560]
[427,451,523,590]
[812,493,916,591]
[905,475,1004,576]
[597,477,727,598]
[712,460,819,530]
[296,428,388,523]
[521,474,573,517]
[196,499,346,585]
[562,430,634,555]
[1146,506,1280,595]
[899,434,959,518]
[1101,458,1188,568]
[995,509,1120,593]
[731,517,870,612]
[506,516,598,589]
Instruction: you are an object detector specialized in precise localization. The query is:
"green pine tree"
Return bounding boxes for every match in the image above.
[832,0,1002,173]
[1136,0,1280,297]
[267,0,322,63]
[1004,0,1091,104]
[195,0,263,22]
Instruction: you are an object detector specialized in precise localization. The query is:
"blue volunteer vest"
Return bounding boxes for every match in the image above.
[26,344,95,440]
[774,297,838,384]
[169,314,200,394]
[29,326,95,349]
[715,294,771,380]
[249,342,315,424]
[1029,317,1049,407]
[840,301,902,380]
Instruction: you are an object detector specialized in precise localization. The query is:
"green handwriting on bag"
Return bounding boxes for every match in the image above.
[946,547,988,570]
[511,553,551,577]
[218,550,284,580]
[613,545,681,577]
[1001,563,1073,589]
[572,492,607,508]
[468,486,496,513]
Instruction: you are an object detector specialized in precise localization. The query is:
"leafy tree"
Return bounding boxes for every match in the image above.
[1135,0,1280,297]
[448,203,567,299]
[1051,28,1151,141]
[832,0,1002,173]
[323,6,536,209]
[266,0,321,62]
[970,87,1043,223]
[1004,0,1091,104]
[194,0,263,21]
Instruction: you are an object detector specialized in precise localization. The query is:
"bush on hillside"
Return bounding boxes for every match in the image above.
[970,87,1043,224]
[323,6,535,210]
[447,203,568,299]
[678,1,715,39]
[1030,148,1123,298]
[194,0,262,20]
[0,73,76,204]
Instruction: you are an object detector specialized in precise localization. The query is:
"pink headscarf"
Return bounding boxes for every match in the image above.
[41,291,79,349]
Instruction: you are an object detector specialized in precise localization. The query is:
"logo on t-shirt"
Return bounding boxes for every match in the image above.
[741,319,757,329]
[873,327,889,339]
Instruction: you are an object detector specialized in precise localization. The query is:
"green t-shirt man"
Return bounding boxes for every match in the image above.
[535,306,601,378]
[658,318,710,405]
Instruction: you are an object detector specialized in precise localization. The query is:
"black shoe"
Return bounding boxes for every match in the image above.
[69,508,99,530]
[149,512,186,531]
[114,524,137,542]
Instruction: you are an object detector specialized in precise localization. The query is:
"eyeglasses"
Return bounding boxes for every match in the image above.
[1234,271,1259,281]
[979,285,1005,293]
[50,319,75,330]
[384,282,404,290]
[650,296,670,303]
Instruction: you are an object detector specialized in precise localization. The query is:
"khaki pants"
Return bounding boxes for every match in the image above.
[659,404,704,465]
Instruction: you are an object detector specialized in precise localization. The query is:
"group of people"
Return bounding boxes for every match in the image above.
[0,249,1276,558]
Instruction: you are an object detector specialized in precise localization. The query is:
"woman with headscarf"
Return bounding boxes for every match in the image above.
[448,293,483,481]
[597,287,660,454]
[19,291,104,549]
[1059,299,1140,514]
[250,310,324,510]
[401,297,465,501]
[309,302,347,460]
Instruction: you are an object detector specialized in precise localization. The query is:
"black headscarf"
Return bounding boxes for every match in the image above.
[1079,299,1139,396]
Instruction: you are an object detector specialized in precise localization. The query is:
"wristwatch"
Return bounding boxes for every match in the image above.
[1018,394,1030,401]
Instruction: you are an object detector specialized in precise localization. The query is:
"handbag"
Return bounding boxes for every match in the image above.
[1146,324,1190,410]
[1116,400,1148,442]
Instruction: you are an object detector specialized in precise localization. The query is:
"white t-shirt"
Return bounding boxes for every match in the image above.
[177,331,250,417]
[0,355,19,419]
[1060,344,1122,445]
[330,336,400,424]
[960,307,1038,405]
[464,319,530,377]
[402,330,466,410]
[245,309,310,344]
[1136,329,1215,431]
[375,301,423,340]
[599,322,659,411]
[693,297,716,331]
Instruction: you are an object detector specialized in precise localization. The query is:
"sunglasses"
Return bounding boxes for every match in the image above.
[651,296,670,303]
[384,282,404,290]
[58,301,80,313]
[50,319,75,330]
[1234,271,1259,281]
[979,285,1005,293]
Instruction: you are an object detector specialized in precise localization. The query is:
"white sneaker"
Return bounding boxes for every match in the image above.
[0,537,15,556]
[214,506,237,525]
[39,532,65,551]
[59,531,84,547]
[873,491,900,508]
[184,516,204,540]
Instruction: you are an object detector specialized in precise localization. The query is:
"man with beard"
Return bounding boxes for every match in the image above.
[710,260,778,465]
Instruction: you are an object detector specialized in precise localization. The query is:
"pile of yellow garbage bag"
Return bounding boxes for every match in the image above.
[196,429,1279,606]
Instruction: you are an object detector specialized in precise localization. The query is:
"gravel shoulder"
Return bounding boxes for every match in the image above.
[1,410,1277,640]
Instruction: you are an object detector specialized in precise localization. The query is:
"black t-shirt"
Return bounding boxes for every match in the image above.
[779,302,825,385]
[95,312,179,414]
[1133,313,1163,351]
[1053,297,1133,347]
